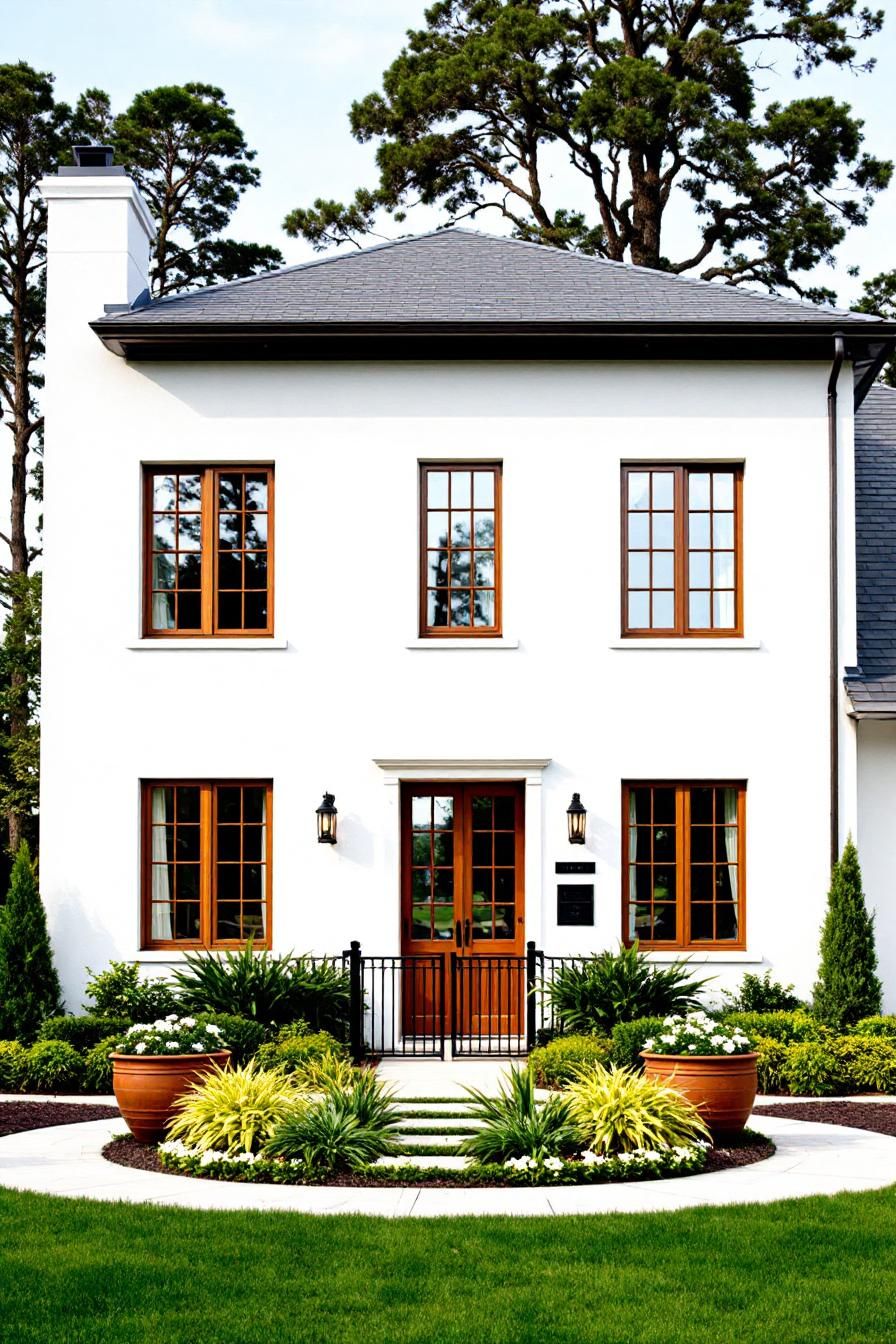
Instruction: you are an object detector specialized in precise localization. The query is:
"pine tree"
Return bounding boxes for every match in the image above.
[0,840,61,1040]
[813,837,882,1030]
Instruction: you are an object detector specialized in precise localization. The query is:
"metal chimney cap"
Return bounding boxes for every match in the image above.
[72,144,115,168]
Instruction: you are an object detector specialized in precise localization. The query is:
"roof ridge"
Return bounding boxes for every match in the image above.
[129,224,878,323]
[447,227,875,321]
[143,228,463,311]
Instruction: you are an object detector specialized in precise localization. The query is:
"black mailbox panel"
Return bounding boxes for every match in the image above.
[557,883,594,926]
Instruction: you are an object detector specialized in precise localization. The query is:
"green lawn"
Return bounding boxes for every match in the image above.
[2,1185,896,1343]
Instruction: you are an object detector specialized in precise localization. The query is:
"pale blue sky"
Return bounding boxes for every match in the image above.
[5,0,896,304]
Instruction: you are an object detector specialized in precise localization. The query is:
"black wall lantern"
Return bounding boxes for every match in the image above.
[567,793,586,845]
[316,792,338,845]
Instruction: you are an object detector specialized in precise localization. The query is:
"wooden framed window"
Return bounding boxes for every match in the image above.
[622,782,746,950]
[420,463,501,635]
[142,781,272,949]
[622,466,742,636]
[144,467,273,636]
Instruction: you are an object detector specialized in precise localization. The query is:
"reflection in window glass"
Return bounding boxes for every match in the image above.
[423,465,500,632]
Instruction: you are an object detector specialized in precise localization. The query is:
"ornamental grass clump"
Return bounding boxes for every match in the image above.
[167,1060,304,1155]
[459,1066,580,1164]
[114,1015,229,1057]
[566,1064,710,1154]
[264,1074,401,1171]
[641,1012,753,1056]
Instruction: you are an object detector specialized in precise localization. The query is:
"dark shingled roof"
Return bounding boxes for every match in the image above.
[847,384,896,716]
[97,228,885,328]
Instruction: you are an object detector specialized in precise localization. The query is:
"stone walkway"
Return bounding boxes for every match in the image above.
[2,1104,896,1216]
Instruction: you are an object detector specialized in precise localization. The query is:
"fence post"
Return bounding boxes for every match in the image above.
[525,941,538,1053]
[348,940,363,1064]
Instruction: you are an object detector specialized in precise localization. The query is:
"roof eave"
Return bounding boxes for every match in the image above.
[89,318,896,380]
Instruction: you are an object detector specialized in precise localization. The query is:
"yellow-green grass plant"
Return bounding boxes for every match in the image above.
[290,1051,359,1095]
[166,1060,304,1155]
[566,1063,711,1154]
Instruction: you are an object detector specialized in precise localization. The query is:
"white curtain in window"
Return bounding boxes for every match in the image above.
[723,788,738,901]
[628,792,638,937]
[260,791,267,937]
[151,787,173,940]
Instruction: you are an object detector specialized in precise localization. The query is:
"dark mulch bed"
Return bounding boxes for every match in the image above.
[0,1101,120,1137]
[103,1131,773,1187]
[753,1100,896,1137]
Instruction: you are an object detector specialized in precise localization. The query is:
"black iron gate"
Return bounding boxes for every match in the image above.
[345,941,574,1060]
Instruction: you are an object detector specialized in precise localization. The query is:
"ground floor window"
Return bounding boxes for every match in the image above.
[622,781,745,950]
[142,781,272,949]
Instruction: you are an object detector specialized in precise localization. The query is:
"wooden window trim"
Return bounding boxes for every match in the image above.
[142,466,275,638]
[621,781,747,952]
[418,462,503,638]
[141,780,273,951]
[621,465,743,638]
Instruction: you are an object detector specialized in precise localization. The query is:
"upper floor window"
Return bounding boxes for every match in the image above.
[144,467,273,636]
[420,463,501,636]
[622,465,742,636]
[623,781,745,950]
[142,781,272,949]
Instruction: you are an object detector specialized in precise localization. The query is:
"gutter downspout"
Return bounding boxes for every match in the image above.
[828,332,846,869]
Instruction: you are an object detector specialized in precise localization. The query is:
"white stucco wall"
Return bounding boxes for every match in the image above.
[38,174,857,1012]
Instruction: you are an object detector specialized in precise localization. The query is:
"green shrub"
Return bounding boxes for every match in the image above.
[813,837,882,1030]
[755,1037,790,1094]
[566,1064,710,1154]
[609,1017,666,1070]
[722,971,803,1013]
[849,1015,896,1039]
[0,842,62,1042]
[21,1040,84,1093]
[529,1035,613,1088]
[720,1011,823,1045]
[832,1035,896,1093]
[167,1060,304,1154]
[0,1040,26,1091]
[37,1014,130,1053]
[459,1067,580,1164]
[171,943,350,1034]
[255,1029,347,1074]
[544,944,709,1035]
[193,1014,267,1066]
[83,1035,119,1094]
[781,1041,845,1097]
[265,1085,400,1172]
[83,961,177,1022]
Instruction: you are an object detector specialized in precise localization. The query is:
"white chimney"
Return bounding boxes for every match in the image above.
[39,148,155,361]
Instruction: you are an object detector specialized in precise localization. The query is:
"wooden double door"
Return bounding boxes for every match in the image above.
[400,782,525,1040]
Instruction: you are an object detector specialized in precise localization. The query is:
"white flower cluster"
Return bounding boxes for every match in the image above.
[502,1155,565,1172]
[158,1139,304,1172]
[116,1015,228,1057]
[642,1011,752,1057]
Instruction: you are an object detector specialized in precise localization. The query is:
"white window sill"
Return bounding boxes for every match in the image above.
[609,638,761,651]
[405,636,520,650]
[127,638,289,651]
[644,951,763,964]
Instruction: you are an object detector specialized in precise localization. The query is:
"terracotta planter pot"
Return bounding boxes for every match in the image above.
[641,1051,758,1135]
[111,1050,231,1143]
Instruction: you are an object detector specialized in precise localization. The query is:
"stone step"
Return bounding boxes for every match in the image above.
[394,1133,466,1149]
[376,1154,470,1170]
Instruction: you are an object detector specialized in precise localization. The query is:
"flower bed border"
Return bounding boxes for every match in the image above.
[134,1131,774,1188]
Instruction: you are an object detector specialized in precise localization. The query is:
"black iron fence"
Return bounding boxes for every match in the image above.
[342,942,589,1061]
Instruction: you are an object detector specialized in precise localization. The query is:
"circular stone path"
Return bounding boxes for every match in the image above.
[1,1112,895,1216]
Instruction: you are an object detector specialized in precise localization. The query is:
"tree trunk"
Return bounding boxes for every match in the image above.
[629,148,663,269]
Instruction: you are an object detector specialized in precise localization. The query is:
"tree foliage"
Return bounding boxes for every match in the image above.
[287,0,891,297]
[74,83,284,297]
[0,64,70,855]
[0,839,62,1040]
[855,270,896,385]
[813,837,882,1030]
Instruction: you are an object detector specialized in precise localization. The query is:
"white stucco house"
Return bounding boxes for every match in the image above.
[36,152,896,1051]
